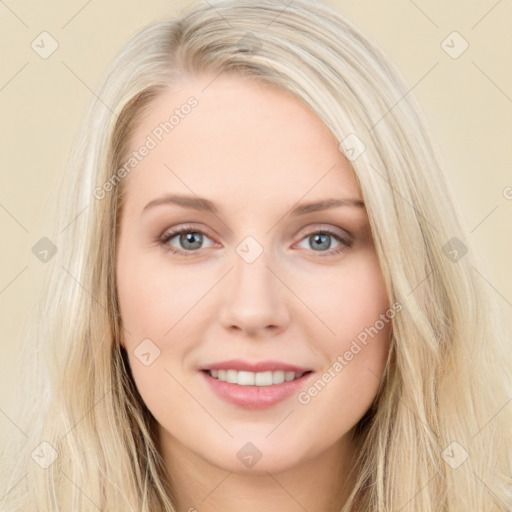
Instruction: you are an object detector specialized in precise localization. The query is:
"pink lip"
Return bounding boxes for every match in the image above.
[199,359,312,373]
[199,368,315,410]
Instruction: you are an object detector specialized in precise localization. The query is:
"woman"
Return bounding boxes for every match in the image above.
[1,0,511,510]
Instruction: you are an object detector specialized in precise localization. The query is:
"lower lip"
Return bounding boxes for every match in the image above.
[200,370,314,409]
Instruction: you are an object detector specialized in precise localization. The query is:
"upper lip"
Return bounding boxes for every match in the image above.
[200,359,313,373]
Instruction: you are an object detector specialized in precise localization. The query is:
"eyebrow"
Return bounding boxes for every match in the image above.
[142,194,365,216]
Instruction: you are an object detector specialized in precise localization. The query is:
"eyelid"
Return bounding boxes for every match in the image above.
[294,223,353,241]
[160,222,216,241]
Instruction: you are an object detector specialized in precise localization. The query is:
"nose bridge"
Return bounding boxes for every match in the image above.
[230,240,277,307]
[218,238,289,334]
[232,243,273,295]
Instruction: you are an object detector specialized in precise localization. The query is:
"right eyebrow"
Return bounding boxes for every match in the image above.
[142,194,218,215]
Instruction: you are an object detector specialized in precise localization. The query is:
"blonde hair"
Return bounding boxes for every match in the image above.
[2,0,511,510]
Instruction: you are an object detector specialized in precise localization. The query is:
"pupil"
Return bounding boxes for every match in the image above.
[181,232,202,250]
[311,233,330,250]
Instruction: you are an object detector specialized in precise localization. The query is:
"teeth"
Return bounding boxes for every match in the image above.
[207,369,306,386]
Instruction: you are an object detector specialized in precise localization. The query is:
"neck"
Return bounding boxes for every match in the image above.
[159,428,358,512]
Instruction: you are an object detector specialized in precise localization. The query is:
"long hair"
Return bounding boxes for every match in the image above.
[2,0,511,510]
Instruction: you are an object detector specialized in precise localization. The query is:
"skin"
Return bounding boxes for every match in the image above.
[116,73,392,512]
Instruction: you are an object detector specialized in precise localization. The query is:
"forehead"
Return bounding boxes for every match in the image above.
[122,74,362,211]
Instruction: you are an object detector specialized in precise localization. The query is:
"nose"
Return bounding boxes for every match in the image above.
[218,249,290,337]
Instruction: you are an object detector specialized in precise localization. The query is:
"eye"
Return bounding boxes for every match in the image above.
[158,225,353,258]
[159,225,216,256]
[295,229,353,256]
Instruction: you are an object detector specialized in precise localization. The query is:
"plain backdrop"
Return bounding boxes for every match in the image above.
[1,0,511,444]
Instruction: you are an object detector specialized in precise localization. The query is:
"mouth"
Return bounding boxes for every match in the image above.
[202,369,313,386]
[200,366,315,409]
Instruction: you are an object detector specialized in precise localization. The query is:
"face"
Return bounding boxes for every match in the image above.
[116,73,392,475]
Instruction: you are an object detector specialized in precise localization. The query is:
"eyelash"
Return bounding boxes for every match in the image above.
[158,223,353,258]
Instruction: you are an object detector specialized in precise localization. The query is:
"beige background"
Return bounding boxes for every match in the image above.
[1,0,511,443]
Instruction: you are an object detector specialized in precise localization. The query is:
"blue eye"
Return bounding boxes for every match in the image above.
[159,226,215,255]
[295,231,352,256]
[159,226,353,257]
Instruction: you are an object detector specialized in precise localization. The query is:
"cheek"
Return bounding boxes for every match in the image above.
[116,249,202,339]
[300,250,390,343]
[116,252,199,425]
[300,252,392,417]
[298,250,391,397]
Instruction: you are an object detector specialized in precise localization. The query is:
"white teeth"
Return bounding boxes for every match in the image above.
[255,371,272,386]
[208,369,306,386]
[238,371,255,385]
[226,369,237,384]
[285,371,296,382]
[272,370,285,384]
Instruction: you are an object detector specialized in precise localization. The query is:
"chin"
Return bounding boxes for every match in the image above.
[198,435,313,475]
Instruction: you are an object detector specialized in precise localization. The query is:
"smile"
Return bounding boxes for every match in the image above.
[205,369,310,386]
[200,369,315,409]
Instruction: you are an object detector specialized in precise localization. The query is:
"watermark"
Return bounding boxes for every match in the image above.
[441,31,469,60]
[442,236,467,263]
[93,96,198,200]
[236,31,262,54]
[133,338,161,366]
[503,186,512,200]
[31,31,59,59]
[31,441,58,469]
[236,235,264,263]
[297,301,402,405]
[338,133,366,162]
[441,441,469,469]
[32,236,58,263]
[237,442,263,468]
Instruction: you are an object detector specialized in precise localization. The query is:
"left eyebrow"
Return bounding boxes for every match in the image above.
[141,194,365,216]
[289,198,365,216]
